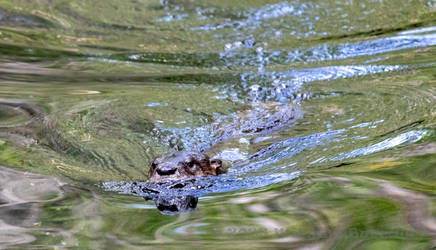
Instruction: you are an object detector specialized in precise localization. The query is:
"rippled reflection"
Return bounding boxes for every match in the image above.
[0,167,65,247]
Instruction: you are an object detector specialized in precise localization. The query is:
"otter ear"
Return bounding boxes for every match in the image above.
[210,159,226,174]
[149,159,158,178]
[210,159,222,168]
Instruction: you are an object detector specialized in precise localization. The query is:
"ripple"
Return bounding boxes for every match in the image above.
[217,64,404,103]
[193,1,309,32]
[218,29,436,68]
[107,29,436,71]
[398,26,436,35]
[0,167,65,247]
[331,130,428,161]
[102,171,301,201]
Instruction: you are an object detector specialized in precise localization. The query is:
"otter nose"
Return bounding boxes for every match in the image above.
[156,166,177,176]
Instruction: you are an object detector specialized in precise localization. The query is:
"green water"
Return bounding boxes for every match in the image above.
[0,0,436,249]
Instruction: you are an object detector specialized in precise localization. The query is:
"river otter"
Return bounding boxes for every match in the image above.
[148,151,225,183]
[148,102,298,183]
[105,102,300,214]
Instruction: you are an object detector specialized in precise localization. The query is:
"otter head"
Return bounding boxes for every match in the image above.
[148,151,225,183]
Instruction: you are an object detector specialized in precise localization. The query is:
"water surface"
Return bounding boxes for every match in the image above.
[0,0,436,249]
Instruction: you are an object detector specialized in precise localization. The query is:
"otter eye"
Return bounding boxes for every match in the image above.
[187,161,195,168]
